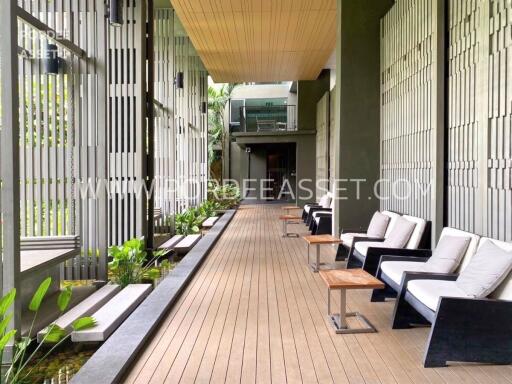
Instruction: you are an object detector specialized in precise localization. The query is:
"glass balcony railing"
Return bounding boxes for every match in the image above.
[231,105,297,133]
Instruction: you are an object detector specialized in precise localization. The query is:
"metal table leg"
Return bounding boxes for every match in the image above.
[327,288,379,334]
[307,243,310,265]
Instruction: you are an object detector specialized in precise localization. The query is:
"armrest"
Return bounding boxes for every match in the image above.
[379,255,431,263]
[352,236,385,244]
[366,248,432,265]
[314,212,332,218]
[341,228,367,234]
[309,207,332,213]
[401,271,458,286]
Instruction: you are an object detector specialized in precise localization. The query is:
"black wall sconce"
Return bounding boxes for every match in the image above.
[44,43,60,75]
[201,101,207,114]
[109,0,123,27]
[175,72,184,89]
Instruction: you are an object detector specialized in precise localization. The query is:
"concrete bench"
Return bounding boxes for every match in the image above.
[202,217,219,229]
[22,285,96,337]
[71,284,152,343]
[37,284,121,342]
[157,235,184,251]
[174,234,201,254]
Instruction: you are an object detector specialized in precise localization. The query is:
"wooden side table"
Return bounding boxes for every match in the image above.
[301,234,342,272]
[281,205,301,212]
[319,269,385,334]
[279,215,302,237]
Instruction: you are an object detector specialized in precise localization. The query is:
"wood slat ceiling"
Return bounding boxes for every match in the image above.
[170,0,337,82]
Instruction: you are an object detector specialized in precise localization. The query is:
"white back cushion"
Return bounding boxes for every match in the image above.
[424,235,471,273]
[438,227,480,272]
[318,194,331,208]
[480,238,512,300]
[383,217,416,248]
[402,215,427,249]
[382,211,401,238]
[366,212,390,238]
[456,239,512,298]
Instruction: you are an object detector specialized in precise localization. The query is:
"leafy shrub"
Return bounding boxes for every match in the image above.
[207,184,241,209]
[108,237,165,287]
[175,208,203,235]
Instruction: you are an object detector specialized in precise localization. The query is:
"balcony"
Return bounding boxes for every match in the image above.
[231,105,297,133]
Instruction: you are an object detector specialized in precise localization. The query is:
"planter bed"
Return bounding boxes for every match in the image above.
[69,209,236,384]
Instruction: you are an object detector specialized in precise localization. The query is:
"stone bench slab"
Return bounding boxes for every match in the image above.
[71,284,152,343]
[202,217,219,228]
[174,234,201,253]
[158,235,184,250]
[38,284,121,342]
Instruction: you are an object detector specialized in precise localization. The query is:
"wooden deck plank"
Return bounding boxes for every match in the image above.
[124,205,512,384]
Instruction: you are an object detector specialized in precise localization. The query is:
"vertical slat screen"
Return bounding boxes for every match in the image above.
[108,0,148,247]
[446,0,479,233]
[380,0,435,220]
[5,1,207,283]
[17,0,108,280]
[487,0,512,240]
[174,21,208,213]
[316,92,329,195]
[154,8,175,233]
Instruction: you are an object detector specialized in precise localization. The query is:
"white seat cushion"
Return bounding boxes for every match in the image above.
[408,280,472,311]
[340,233,367,247]
[380,261,427,284]
[456,239,512,298]
[367,212,390,238]
[354,241,396,256]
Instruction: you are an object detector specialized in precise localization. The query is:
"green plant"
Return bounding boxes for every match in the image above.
[198,200,221,218]
[0,278,96,384]
[108,237,165,287]
[175,208,203,235]
[207,184,241,209]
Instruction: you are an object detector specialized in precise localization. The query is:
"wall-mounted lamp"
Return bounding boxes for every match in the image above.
[175,72,184,89]
[109,0,123,27]
[44,43,60,75]
[201,101,207,114]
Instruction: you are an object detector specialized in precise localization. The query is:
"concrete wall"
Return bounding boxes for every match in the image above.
[297,70,331,131]
[332,0,394,234]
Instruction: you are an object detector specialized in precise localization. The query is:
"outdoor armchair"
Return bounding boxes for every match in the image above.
[335,210,401,260]
[392,238,512,367]
[371,227,480,301]
[302,193,332,223]
[347,215,430,276]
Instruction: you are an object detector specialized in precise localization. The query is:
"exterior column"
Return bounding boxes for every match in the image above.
[333,0,393,236]
[0,0,22,350]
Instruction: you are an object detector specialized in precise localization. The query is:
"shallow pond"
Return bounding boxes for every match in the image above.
[23,346,96,384]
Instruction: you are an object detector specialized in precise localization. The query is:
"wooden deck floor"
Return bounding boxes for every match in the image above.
[125,205,512,384]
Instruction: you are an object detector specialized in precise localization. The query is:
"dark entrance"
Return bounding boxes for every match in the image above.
[264,143,296,201]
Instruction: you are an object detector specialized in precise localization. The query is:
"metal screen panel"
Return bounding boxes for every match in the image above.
[446,0,479,233]
[380,0,435,220]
